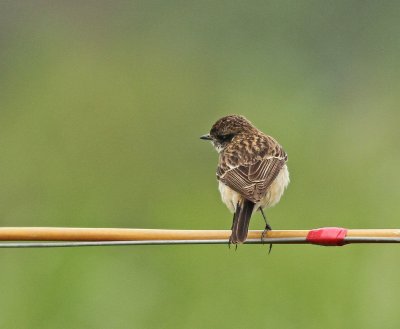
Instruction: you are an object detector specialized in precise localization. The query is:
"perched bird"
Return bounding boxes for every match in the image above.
[200,115,289,245]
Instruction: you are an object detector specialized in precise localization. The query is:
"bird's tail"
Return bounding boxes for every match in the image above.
[230,199,255,244]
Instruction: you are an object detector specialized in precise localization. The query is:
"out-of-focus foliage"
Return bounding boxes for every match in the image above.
[1,1,400,328]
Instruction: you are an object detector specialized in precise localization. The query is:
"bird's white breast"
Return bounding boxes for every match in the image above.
[218,181,241,213]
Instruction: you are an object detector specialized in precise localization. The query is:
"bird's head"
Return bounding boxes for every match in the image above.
[200,115,254,152]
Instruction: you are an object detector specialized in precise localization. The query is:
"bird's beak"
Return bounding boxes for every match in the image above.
[200,134,212,141]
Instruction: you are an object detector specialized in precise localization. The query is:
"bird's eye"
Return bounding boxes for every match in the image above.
[217,134,235,142]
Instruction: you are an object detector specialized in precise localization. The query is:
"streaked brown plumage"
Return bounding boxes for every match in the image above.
[201,115,289,244]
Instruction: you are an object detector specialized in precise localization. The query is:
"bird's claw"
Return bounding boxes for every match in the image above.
[261,226,273,254]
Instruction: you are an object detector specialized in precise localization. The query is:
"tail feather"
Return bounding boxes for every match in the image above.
[230,199,255,244]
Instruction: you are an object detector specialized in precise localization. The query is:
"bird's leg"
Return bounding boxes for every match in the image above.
[260,208,272,231]
[260,208,272,237]
[260,208,273,254]
[228,211,235,249]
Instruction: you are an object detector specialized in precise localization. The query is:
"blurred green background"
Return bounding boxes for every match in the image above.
[1,1,400,328]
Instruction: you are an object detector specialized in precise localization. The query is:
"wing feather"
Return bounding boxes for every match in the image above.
[218,156,286,203]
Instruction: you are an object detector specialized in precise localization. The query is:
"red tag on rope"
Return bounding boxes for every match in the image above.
[306,227,348,246]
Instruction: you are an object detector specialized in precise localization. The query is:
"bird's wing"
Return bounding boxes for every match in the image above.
[217,156,286,203]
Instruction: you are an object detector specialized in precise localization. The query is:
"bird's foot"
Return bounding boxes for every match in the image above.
[261,226,273,252]
[260,208,273,254]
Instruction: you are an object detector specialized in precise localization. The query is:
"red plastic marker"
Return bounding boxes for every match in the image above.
[306,227,348,246]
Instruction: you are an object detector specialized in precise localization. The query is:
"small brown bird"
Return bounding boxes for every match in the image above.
[201,115,289,245]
